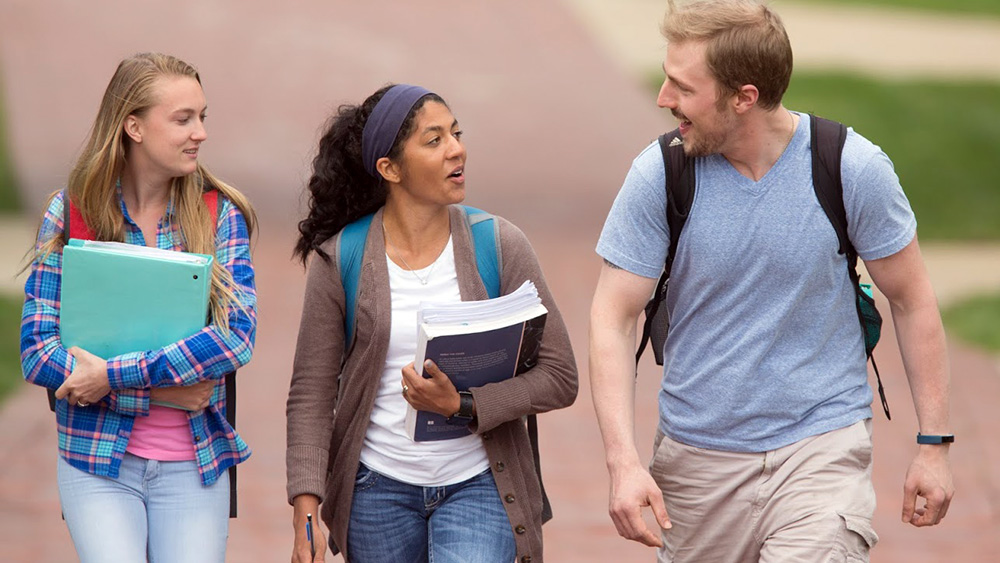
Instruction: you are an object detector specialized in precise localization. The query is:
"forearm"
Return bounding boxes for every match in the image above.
[20,260,74,391]
[590,314,643,470]
[588,261,658,472]
[107,310,255,389]
[287,254,345,504]
[107,234,257,390]
[891,300,950,434]
[286,361,338,501]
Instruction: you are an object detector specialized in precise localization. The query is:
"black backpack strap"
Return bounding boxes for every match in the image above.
[225,373,238,517]
[635,129,695,366]
[810,115,850,255]
[209,194,240,518]
[201,188,239,516]
[810,115,890,420]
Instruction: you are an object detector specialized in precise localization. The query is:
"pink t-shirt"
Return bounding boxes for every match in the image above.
[126,405,196,461]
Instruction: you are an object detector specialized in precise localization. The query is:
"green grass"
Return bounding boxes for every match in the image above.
[942,292,1000,353]
[0,293,26,402]
[0,77,21,213]
[648,71,1000,241]
[784,73,1000,240]
[789,0,1000,18]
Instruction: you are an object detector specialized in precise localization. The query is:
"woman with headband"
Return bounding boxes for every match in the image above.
[285,84,578,562]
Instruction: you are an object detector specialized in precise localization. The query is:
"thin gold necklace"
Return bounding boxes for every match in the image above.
[382,222,438,285]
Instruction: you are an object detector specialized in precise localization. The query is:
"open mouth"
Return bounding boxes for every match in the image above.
[447,167,464,180]
[671,110,692,133]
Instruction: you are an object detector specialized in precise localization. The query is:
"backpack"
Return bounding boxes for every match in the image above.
[58,188,242,516]
[336,205,553,521]
[634,115,890,420]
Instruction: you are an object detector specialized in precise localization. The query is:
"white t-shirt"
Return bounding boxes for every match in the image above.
[358,236,491,486]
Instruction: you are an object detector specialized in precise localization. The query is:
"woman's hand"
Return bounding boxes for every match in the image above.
[151,380,216,411]
[401,360,461,417]
[291,495,325,563]
[55,347,111,407]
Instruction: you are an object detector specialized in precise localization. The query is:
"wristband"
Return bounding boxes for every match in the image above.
[446,391,475,425]
[916,433,954,445]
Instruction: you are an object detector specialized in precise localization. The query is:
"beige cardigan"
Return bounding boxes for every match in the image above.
[286,205,578,563]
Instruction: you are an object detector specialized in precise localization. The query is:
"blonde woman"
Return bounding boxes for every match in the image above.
[20,53,257,563]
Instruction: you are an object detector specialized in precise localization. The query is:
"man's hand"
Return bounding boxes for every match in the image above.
[609,460,672,547]
[55,346,111,406]
[151,380,215,411]
[902,446,954,527]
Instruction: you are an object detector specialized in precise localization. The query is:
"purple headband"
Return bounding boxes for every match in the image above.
[361,84,435,178]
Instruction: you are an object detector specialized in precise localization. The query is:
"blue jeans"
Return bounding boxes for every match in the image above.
[57,453,229,563]
[347,464,516,563]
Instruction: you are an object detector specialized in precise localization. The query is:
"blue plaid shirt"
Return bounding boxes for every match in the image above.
[20,189,256,485]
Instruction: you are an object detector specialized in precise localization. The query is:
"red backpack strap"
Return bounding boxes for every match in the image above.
[202,188,219,225]
[64,189,219,241]
[63,190,96,241]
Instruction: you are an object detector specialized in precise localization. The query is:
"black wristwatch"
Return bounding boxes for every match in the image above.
[916,433,955,445]
[446,391,475,425]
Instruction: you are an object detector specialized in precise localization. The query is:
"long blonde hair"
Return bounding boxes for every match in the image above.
[34,53,257,332]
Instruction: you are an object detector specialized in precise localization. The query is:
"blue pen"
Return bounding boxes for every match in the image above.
[306,513,315,560]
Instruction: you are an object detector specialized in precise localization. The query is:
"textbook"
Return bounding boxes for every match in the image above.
[406,281,548,442]
[60,238,213,362]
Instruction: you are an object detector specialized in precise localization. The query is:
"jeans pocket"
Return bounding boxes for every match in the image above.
[353,464,379,492]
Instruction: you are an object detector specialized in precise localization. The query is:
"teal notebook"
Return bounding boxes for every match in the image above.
[60,239,214,359]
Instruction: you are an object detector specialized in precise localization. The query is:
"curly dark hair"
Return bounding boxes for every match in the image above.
[294,85,446,264]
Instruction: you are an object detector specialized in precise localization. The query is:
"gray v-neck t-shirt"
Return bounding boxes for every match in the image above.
[596,113,916,452]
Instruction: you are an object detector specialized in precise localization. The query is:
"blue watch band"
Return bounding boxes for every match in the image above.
[917,433,955,444]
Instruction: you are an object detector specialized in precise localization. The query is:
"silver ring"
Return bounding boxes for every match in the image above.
[402,385,409,395]
[76,401,89,408]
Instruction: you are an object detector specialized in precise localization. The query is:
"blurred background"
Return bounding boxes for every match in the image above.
[1,0,997,561]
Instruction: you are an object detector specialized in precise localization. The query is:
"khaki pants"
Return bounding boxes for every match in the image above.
[650,420,878,563]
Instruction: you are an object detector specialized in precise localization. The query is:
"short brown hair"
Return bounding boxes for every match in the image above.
[662,0,792,110]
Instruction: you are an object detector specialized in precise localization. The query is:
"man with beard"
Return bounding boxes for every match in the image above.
[589,1,954,561]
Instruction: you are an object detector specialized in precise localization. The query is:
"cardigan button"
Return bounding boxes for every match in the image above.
[482,432,491,441]
[505,494,515,503]
[495,461,505,472]
[521,556,532,563]
[515,524,526,535]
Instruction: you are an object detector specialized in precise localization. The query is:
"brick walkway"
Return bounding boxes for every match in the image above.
[1,1,997,561]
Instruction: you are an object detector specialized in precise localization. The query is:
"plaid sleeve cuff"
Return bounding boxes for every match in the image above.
[106,388,150,416]
[107,352,147,389]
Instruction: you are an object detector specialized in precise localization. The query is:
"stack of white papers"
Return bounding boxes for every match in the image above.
[76,240,213,264]
[418,280,546,335]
